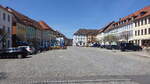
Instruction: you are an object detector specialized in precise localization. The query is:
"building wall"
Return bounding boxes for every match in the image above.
[133,16,150,46]
[96,33,104,44]
[36,28,42,46]
[27,26,36,42]
[16,23,27,41]
[41,30,50,47]
[87,35,97,46]
[0,8,12,49]
[73,35,87,46]
[96,23,134,45]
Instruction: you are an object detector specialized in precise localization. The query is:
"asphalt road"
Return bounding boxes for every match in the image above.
[0,47,150,84]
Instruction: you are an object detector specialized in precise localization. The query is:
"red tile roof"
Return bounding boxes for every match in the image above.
[120,5,150,21]
[38,21,55,31]
[6,7,41,29]
[103,6,150,33]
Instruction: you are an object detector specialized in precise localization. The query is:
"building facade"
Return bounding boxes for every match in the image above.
[96,6,150,48]
[73,29,98,46]
[0,6,12,49]
[38,21,56,48]
[132,11,150,47]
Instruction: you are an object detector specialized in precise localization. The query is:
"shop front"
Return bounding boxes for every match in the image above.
[142,39,150,47]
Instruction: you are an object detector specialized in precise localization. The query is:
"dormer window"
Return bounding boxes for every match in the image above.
[140,11,147,16]
[131,16,137,20]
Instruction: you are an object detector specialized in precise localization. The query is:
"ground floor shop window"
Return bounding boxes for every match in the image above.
[142,40,150,47]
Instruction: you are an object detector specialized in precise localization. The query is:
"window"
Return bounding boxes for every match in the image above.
[138,30,140,36]
[8,27,10,33]
[135,31,137,36]
[138,21,140,26]
[135,22,137,27]
[145,18,147,24]
[145,29,147,35]
[3,26,5,32]
[141,29,143,35]
[141,19,143,25]
[149,28,150,34]
[3,13,6,21]
[8,15,10,22]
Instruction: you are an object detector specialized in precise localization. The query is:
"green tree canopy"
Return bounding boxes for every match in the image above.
[103,34,118,43]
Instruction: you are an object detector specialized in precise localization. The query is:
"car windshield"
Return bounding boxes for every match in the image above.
[0,1,150,84]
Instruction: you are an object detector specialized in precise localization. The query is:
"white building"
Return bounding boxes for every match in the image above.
[96,22,114,45]
[73,35,87,46]
[96,6,150,48]
[0,6,12,49]
[73,29,98,46]
[96,21,134,45]
[132,6,150,47]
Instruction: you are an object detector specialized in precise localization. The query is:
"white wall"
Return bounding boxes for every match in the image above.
[73,35,87,46]
[0,8,12,49]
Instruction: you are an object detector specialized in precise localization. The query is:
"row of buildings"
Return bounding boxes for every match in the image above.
[0,5,71,50]
[73,5,150,48]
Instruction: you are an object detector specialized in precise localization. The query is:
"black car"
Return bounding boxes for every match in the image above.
[120,43,142,51]
[92,43,101,47]
[34,46,44,53]
[105,45,112,49]
[0,47,28,58]
[107,45,120,50]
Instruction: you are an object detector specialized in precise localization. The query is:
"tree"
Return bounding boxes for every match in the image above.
[0,29,8,48]
[103,34,118,44]
[120,31,130,42]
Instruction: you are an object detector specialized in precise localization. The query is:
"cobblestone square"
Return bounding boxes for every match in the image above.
[0,47,150,84]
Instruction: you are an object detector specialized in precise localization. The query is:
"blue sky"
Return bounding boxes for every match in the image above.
[0,0,150,38]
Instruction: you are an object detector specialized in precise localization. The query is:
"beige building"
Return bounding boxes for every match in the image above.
[132,6,150,47]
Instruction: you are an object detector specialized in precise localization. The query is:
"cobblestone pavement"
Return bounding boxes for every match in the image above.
[0,47,150,84]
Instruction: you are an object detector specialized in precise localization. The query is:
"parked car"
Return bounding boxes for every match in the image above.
[105,45,111,49]
[104,45,111,49]
[111,45,120,50]
[105,45,120,50]
[120,43,142,51]
[0,47,28,58]
[34,46,42,53]
[92,43,101,47]
[18,46,35,55]
[100,45,106,48]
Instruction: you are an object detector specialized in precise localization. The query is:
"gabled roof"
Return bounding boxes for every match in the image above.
[99,21,115,33]
[0,5,12,14]
[103,6,150,32]
[54,30,66,38]
[120,5,150,21]
[38,21,55,31]
[6,7,29,25]
[74,29,99,36]
[6,7,41,29]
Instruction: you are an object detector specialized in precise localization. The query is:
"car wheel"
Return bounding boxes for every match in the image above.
[17,54,22,59]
